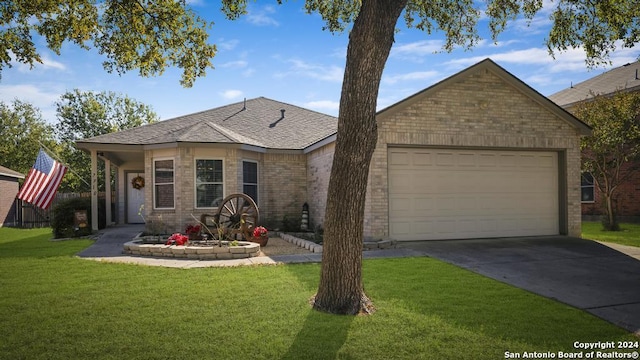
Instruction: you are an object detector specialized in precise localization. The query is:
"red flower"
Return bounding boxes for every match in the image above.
[253,226,268,238]
[166,233,189,246]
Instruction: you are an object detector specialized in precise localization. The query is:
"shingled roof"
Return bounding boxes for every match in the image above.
[549,61,640,107]
[77,97,338,151]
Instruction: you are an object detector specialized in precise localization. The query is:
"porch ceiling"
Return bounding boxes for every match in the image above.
[76,143,145,166]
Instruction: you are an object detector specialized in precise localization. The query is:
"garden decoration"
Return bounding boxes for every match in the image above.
[131,175,145,190]
[198,193,268,246]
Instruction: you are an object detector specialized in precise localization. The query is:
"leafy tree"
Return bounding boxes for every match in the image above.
[55,89,158,192]
[7,0,639,314]
[0,100,57,174]
[575,91,640,231]
[0,0,216,87]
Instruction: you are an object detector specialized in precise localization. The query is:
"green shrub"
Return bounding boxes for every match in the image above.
[281,214,301,232]
[51,197,109,238]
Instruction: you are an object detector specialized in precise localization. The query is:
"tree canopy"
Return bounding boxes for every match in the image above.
[56,89,159,142]
[55,89,158,191]
[0,100,57,174]
[1,0,216,87]
[576,91,640,231]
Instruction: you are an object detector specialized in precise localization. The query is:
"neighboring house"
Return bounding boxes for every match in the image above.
[549,61,640,222]
[0,165,25,227]
[76,59,590,240]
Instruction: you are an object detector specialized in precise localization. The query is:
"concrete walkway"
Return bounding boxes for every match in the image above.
[77,224,420,268]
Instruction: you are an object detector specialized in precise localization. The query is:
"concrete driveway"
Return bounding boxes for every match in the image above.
[397,236,640,334]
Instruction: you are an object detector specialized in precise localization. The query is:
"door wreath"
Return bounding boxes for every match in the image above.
[131,175,145,190]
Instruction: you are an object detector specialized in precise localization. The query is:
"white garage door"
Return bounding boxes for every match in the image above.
[388,148,559,240]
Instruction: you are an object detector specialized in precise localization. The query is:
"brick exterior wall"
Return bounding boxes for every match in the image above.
[0,176,20,227]
[261,152,307,226]
[582,163,640,221]
[306,142,335,230]
[140,146,306,233]
[365,67,584,238]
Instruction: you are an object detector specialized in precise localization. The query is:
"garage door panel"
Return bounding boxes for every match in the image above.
[389,151,410,166]
[412,151,433,166]
[388,148,559,240]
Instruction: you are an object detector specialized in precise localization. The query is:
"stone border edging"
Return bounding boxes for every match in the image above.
[123,240,261,260]
[278,232,323,253]
[277,232,398,252]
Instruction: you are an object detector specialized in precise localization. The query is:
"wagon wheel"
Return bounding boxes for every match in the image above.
[216,193,259,241]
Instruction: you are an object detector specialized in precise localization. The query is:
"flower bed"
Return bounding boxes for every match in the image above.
[123,238,260,260]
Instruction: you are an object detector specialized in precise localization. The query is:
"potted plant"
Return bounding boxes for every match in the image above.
[251,226,269,247]
[185,224,202,240]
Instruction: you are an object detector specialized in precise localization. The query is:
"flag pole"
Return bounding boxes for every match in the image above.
[37,141,91,188]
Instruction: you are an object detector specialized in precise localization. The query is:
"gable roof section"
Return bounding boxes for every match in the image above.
[0,165,24,179]
[377,58,591,135]
[549,61,640,107]
[77,97,338,151]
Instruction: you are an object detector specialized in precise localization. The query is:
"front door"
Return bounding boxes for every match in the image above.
[127,172,145,224]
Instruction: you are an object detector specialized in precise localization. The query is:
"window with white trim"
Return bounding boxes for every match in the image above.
[196,159,224,208]
[243,160,258,205]
[154,159,174,209]
[581,172,595,203]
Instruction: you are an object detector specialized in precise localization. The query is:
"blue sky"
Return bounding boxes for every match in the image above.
[1,1,639,124]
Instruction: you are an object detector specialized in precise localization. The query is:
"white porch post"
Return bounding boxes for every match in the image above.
[91,149,99,231]
[105,159,112,226]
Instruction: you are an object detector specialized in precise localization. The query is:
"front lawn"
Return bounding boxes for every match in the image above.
[0,227,635,359]
[582,221,640,247]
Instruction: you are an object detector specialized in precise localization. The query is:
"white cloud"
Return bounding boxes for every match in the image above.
[383,70,440,84]
[13,53,66,73]
[446,48,554,68]
[276,59,344,82]
[304,100,339,113]
[391,40,444,60]
[448,43,638,74]
[0,84,62,123]
[511,15,552,34]
[246,5,279,27]
[220,90,244,100]
[485,39,522,48]
[219,60,248,69]
[40,55,66,70]
[242,68,255,77]
[217,39,240,51]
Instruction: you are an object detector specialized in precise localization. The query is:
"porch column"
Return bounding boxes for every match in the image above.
[105,158,112,226]
[91,149,99,231]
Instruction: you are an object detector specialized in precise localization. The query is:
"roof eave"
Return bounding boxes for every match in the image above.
[304,133,337,153]
[0,172,24,179]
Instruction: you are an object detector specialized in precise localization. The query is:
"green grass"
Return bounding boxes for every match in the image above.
[0,228,636,360]
[582,221,640,247]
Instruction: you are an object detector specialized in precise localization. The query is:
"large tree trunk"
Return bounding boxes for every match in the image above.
[312,0,407,315]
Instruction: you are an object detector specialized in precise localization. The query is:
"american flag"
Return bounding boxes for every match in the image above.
[17,149,68,210]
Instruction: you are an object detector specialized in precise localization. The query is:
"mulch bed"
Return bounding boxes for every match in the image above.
[258,237,313,256]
